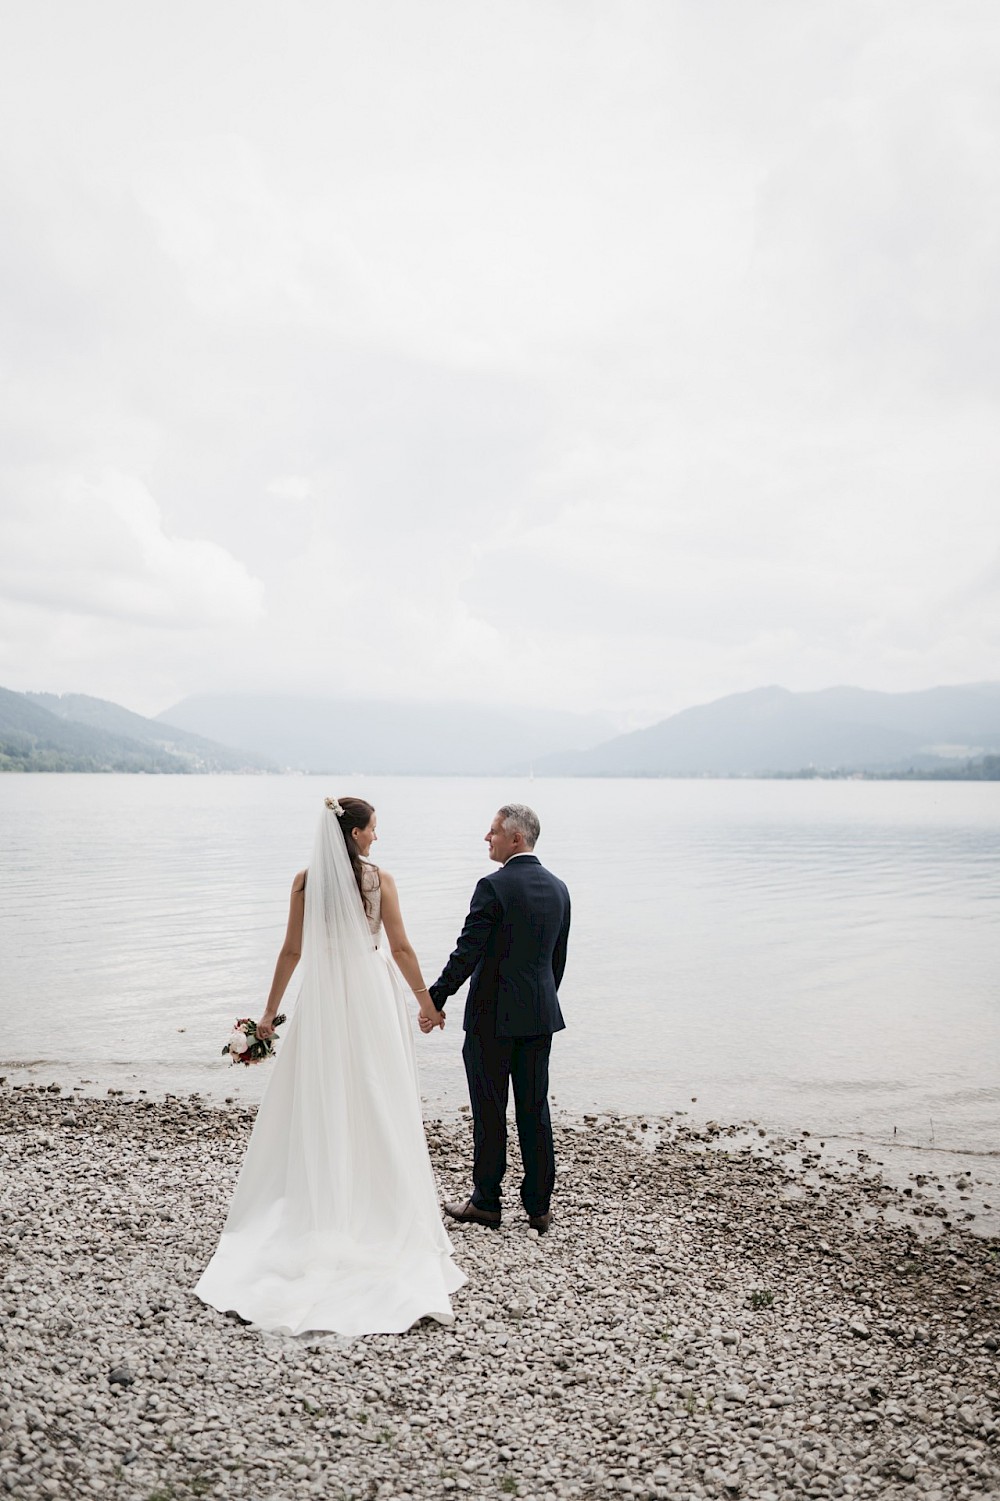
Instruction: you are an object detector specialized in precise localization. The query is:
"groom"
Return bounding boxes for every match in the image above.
[425,804,571,1234]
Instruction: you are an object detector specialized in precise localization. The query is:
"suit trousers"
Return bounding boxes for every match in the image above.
[462,1029,554,1217]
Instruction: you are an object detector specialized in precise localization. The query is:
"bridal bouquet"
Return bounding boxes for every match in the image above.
[223,1015,286,1066]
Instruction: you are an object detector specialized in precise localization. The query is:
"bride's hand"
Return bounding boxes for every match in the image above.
[256,1015,275,1040]
[418,1003,445,1033]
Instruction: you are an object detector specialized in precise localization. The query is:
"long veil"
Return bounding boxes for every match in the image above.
[195,803,465,1336]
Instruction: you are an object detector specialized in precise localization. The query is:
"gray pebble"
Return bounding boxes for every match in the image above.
[2,1086,996,1501]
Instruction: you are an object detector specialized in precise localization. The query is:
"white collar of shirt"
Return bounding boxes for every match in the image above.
[503,851,536,863]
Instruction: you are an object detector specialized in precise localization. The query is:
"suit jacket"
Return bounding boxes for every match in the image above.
[429,854,570,1038]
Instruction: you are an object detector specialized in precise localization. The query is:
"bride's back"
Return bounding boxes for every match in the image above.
[361,861,381,935]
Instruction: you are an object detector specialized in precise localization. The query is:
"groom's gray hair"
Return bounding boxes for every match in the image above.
[498,803,540,848]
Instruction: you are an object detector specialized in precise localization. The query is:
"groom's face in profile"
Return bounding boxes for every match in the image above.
[486,813,521,865]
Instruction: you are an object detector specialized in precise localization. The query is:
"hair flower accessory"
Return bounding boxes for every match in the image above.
[325,796,345,817]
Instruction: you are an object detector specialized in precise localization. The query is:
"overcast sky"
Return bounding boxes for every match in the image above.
[1,1,997,725]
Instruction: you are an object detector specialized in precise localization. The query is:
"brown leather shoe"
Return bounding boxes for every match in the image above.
[528,1211,551,1234]
[444,1197,501,1227]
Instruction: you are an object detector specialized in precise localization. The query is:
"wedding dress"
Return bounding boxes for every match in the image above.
[195,808,465,1336]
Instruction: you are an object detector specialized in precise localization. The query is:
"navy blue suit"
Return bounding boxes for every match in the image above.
[430,853,570,1216]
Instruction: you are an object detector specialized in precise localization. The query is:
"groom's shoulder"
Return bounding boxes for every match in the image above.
[471,871,502,903]
[534,861,570,903]
[545,865,570,901]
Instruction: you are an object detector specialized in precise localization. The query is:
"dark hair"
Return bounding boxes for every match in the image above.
[333,796,376,914]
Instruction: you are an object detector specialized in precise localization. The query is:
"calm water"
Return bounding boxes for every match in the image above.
[1,775,998,1162]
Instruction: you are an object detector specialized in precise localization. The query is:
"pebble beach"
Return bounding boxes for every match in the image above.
[1,1083,998,1501]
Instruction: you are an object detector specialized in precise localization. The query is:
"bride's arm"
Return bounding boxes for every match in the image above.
[379,870,444,1030]
[257,871,306,1039]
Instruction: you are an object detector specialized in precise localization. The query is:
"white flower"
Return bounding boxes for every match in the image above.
[228,1030,249,1054]
[324,796,344,817]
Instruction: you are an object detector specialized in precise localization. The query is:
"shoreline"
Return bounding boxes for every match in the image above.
[2,1084,998,1501]
[4,1057,998,1240]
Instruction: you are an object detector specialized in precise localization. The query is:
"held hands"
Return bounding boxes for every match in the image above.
[417,999,446,1033]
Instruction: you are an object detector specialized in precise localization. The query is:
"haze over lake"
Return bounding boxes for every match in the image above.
[2,774,996,1168]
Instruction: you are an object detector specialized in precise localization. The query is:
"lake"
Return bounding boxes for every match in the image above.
[1,774,997,1166]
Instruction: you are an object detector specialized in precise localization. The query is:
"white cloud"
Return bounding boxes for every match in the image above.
[0,1,997,722]
[0,469,263,628]
[266,476,314,504]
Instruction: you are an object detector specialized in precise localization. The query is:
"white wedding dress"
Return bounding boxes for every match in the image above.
[195,809,465,1336]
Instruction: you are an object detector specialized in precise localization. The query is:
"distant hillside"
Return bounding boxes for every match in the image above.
[10,681,997,779]
[25,692,275,772]
[533,683,1000,777]
[888,752,1000,781]
[1,688,275,773]
[1,687,188,772]
[158,694,616,774]
[779,752,1000,782]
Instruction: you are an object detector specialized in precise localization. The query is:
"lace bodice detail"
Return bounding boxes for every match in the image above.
[361,862,382,936]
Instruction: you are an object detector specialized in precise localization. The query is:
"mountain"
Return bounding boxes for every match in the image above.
[1,687,187,772]
[157,694,616,774]
[533,683,1000,777]
[10,680,997,779]
[1,689,275,773]
[25,691,275,772]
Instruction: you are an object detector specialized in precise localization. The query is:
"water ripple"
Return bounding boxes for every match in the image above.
[1,774,997,1151]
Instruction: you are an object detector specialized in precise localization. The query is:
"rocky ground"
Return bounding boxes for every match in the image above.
[0,1083,997,1501]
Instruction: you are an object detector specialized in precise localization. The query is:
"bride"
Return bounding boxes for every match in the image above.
[195,795,465,1335]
